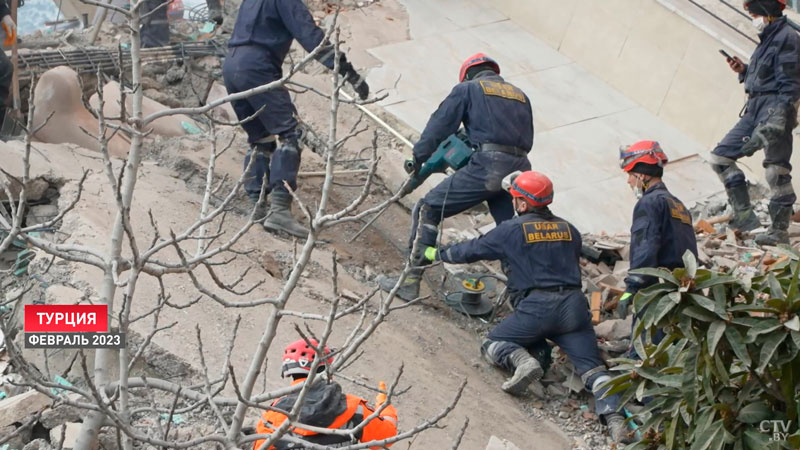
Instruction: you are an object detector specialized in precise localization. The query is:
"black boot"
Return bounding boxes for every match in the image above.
[755,204,792,246]
[605,413,634,444]
[263,190,309,238]
[248,194,269,222]
[727,185,761,232]
[376,268,422,302]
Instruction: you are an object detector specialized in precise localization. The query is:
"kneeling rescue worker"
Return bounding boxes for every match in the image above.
[420,171,631,443]
[252,339,397,450]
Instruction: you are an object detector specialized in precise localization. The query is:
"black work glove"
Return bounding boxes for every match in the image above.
[344,68,369,100]
[208,9,223,26]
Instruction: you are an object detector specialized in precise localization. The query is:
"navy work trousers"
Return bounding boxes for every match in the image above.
[486,289,622,417]
[223,46,301,194]
[408,151,531,249]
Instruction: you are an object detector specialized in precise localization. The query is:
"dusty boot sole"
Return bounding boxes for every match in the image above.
[501,359,543,396]
[376,275,420,302]
[263,221,308,238]
[755,232,789,246]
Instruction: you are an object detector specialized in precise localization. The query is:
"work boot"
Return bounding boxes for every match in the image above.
[263,190,309,238]
[248,194,269,222]
[727,185,761,232]
[606,413,634,444]
[376,269,422,302]
[501,348,543,396]
[755,204,792,246]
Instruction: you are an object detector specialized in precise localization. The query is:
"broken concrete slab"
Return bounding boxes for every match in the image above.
[594,316,632,341]
[0,175,49,203]
[40,403,85,429]
[486,435,522,450]
[32,66,130,158]
[90,80,201,138]
[23,439,54,450]
[0,389,52,427]
[50,422,84,450]
[45,285,85,305]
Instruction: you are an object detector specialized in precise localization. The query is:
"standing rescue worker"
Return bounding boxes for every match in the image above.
[223,0,369,238]
[618,141,698,350]
[0,0,15,130]
[377,53,533,300]
[421,171,630,443]
[710,0,800,245]
[252,339,398,450]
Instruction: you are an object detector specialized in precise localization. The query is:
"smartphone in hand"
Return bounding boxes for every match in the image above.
[719,49,733,61]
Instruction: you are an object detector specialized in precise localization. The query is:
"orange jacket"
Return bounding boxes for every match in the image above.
[252,379,398,450]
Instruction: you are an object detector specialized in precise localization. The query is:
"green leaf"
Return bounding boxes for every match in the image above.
[784,315,800,332]
[768,272,786,300]
[696,275,739,290]
[792,330,800,349]
[766,298,789,312]
[690,419,722,450]
[666,414,678,450]
[725,327,752,368]
[708,321,727,356]
[737,401,772,423]
[743,429,771,449]
[689,294,727,319]
[684,250,698,278]
[713,352,730,386]
[757,331,786,374]
[655,295,680,325]
[746,320,783,343]
[630,267,679,285]
[684,306,718,323]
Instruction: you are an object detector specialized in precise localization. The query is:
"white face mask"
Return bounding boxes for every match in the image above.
[753,16,768,32]
[630,175,645,199]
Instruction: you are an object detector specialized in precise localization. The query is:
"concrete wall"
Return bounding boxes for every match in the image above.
[488,0,800,184]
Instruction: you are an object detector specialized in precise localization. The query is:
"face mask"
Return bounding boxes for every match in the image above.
[630,175,645,199]
[752,16,767,32]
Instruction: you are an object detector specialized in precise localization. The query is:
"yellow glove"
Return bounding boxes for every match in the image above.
[375,381,387,408]
[2,15,16,47]
[618,292,633,317]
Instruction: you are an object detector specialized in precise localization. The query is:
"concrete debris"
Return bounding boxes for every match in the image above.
[486,435,522,450]
[23,439,54,450]
[594,316,633,341]
[50,422,83,450]
[0,390,52,427]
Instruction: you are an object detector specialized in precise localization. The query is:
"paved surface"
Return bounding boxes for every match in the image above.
[365,0,735,233]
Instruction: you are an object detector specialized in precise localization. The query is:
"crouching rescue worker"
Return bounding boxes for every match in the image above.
[420,171,631,443]
[710,0,800,245]
[377,53,533,300]
[618,141,698,355]
[224,0,370,238]
[252,339,398,450]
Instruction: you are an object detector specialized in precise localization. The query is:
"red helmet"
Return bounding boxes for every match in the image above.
[619,140,669,173]
[281,338,334,378]
[459,53,500,82]
[509,171,554,207]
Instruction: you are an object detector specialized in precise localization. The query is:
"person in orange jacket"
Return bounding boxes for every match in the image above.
[252,339,398,450]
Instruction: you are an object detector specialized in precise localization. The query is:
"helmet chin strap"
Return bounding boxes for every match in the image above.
[637,173,650,191]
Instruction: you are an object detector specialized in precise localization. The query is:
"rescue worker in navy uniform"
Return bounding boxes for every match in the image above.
[378,53,533,300]
[223,0,369,238]
[252,339,398,450]
[617,141,698,351]
[710,0,800,245]
[141,0,223,48]
[421,171,631,443]
[0,0,15,129]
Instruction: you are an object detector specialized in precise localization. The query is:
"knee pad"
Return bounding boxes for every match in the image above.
[582,365,609,389]
[765,164,796,204]
[709,154,746,188]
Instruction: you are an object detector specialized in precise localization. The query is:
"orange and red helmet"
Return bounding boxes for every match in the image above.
[744,0,786,15]
[619,140,668,173]
[281,338,334,378]
[509,171,554,207]
[459,53,500,82]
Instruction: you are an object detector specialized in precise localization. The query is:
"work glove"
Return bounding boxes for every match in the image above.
[375,381,387,408]
[208,8,223,26]
[423,246,437,262]
[617,292,632,318]
[1,15,16,47]
[345,69,369,100]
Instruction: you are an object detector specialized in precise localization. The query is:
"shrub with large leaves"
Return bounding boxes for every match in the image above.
[604,250,800,449]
